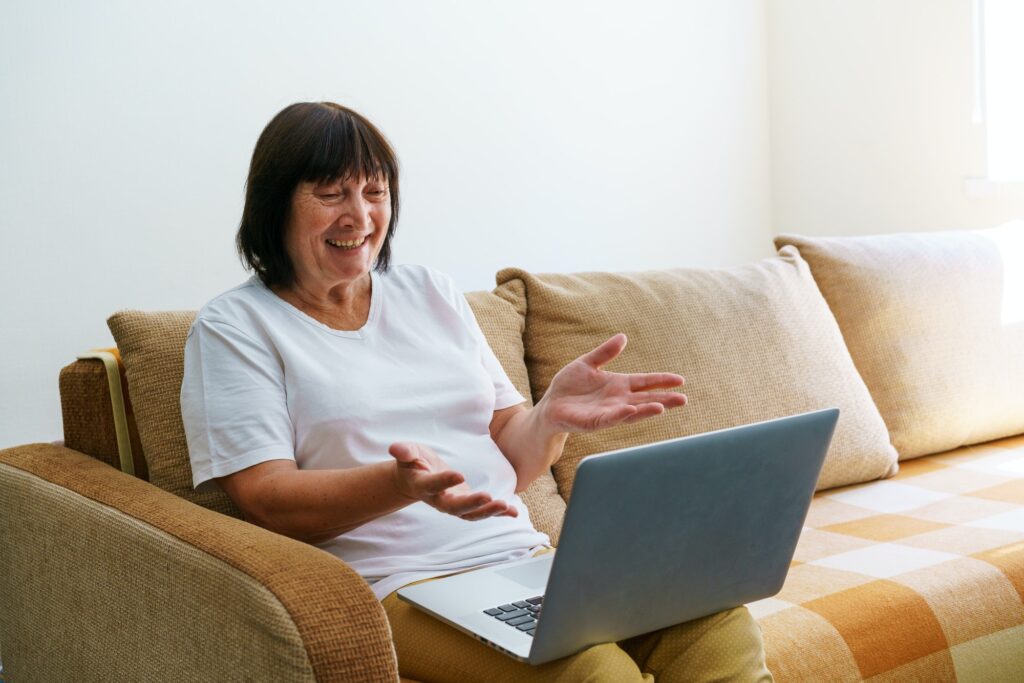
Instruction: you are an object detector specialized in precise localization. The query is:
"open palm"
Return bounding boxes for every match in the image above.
[540,334,687,433]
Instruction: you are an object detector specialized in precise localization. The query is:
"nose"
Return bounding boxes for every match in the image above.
[339,195,373,231]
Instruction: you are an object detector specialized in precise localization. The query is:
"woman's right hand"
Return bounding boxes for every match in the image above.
[388,442,518,521]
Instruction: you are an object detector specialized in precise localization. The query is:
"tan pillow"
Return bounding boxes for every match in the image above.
[467,282,567,544]
[775,225,1024,459]
[107,310,241,518]
[498,247,898,498]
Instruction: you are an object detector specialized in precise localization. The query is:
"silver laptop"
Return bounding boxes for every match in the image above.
[398,408,839,665]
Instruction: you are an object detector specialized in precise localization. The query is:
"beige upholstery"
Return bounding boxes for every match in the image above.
[107,310,240,517]
[59,352,148,479]
[498,248,898,498]
[756,434,1024,679]
[776,226,1024,459]
[0,444,398,682]
[6,234,1024,681]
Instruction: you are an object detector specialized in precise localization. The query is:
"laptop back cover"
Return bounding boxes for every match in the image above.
[528,408,839,665]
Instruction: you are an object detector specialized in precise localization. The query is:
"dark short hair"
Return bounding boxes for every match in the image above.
[236,102,401,288]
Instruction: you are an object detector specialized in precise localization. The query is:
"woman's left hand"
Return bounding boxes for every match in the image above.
[538,333,687,433]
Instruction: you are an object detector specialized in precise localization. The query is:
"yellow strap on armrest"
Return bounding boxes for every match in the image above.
[76,351,135,477]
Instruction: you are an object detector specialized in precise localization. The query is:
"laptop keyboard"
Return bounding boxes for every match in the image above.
[483,596,543,636]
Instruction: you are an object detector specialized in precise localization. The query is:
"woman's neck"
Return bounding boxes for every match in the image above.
[273,274,373,331]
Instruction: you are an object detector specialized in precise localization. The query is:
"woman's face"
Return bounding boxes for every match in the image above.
[283,175,392,294]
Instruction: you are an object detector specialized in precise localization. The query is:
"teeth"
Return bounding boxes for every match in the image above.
[326,236,366,249]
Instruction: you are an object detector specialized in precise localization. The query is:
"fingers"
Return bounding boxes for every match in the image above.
[460,500,519,521]
[581,394,688,430]
[389,442,516,521]
[622,403,668,424]
[580,333,628,369]
[435,490,519,520]
[419,470,466,494]
[628,372,685,392]
[628,391,688,409]
[388,442,426,468]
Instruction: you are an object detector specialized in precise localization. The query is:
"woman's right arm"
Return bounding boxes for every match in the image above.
[217,442,517,545]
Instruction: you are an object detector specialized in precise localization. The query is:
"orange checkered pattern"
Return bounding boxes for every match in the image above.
[752,434,1024,681]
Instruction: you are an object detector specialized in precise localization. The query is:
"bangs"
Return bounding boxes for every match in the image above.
[301,111,397,186]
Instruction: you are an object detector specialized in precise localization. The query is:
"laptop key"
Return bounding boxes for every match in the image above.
[496,609,529,621]
[506,615,534,627]
[526,596,543,605]
[525,628,535,637]
[483,608,503,616]
[515,621,536,631]
[512,600,530,608]
[497,604,518,612]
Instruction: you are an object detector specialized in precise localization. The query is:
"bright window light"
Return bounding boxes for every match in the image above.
[983,0,1024,181]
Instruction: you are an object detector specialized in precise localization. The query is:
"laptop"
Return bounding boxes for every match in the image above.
[398,408,839,665]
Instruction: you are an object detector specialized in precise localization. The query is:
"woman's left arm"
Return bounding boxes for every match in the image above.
[490,333,687,492]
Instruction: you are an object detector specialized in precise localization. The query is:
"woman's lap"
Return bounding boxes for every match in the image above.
[382,591,773,683]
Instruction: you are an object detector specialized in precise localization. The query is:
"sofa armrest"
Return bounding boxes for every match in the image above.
[0,443,399,682]
[59,354,148,479]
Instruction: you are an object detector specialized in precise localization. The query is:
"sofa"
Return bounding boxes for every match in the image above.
[2,226,1023,681]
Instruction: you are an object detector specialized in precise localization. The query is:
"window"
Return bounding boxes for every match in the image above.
[977,0,1024,182]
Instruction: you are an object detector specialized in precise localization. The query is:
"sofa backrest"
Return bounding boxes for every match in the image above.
[498,247,899,499]
[68,227,1024,550]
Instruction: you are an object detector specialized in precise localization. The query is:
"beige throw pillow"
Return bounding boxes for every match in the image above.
[498,247,898,499]
[776,225,1024,459]
[107,310,241,518]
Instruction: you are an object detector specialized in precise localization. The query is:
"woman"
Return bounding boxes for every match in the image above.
[181,101,772,682]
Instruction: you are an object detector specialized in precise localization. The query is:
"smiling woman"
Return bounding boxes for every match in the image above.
[178,101,768,682]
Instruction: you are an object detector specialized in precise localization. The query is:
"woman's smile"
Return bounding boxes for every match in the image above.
[325,235,368,250]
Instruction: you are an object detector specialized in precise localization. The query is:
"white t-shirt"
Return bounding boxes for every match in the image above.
[180,264,550,599]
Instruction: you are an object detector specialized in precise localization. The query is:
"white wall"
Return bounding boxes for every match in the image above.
[0,1,772,445]
[767,0,1024,236]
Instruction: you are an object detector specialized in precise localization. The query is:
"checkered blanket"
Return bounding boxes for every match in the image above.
[752,434,1024,681]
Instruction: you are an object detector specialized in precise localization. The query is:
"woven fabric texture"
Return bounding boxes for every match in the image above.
[59,358,124,472]
[60,355,148,479]
[776,227,1024,460]
[499,248,898,499]
[107,310,241,517]
[752,433,1024,680]
[0,443,399,682]
[467,282,566,544]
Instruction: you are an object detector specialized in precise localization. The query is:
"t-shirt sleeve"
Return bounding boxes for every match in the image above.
[180,317,295,492]
[432,270,527,411]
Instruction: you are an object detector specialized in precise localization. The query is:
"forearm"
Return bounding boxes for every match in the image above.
[493,403,568,493]
[239,461,414,544]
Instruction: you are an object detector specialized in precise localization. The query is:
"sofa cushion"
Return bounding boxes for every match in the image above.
[108,310,241,517]
[108,287,567,541]
[752,434,1024,679]
[776,225,1024,459]
[498,248,898,498]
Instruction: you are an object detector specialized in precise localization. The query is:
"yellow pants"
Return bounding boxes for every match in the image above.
[382,554,774,682]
